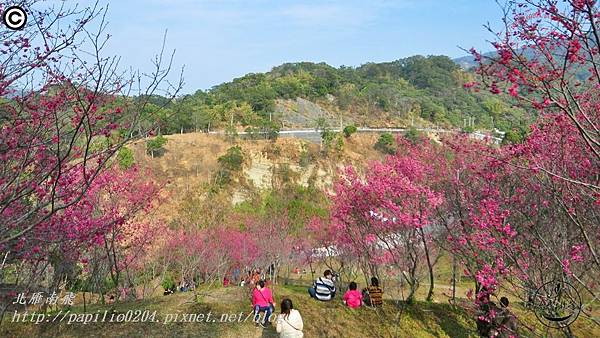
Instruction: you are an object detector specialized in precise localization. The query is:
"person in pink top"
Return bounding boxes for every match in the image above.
[252,280,275,328]
[342,281,363,309]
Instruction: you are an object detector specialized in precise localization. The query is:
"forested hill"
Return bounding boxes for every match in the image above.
[142,55,530,137]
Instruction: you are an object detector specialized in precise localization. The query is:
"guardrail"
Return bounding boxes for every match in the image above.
[208,127,503,144]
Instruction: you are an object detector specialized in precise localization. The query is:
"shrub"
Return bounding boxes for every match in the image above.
[225,125,238,143]
[343,125,357,138]
[462,126,475,133]
[116,147,135,169]
[299,150,312,167]
[335,134,344,151]
[299,143,313,167]
[404,127,422,144]
[244,126,261,140]
[215,146,244,186]
[502,128,527,145]
[218,146,244,171]
[161,274,176,291]
[245,119,280,141]
[259,119,280,140]
[146,134,168,158]
[374,132,396,154]
[322,130,337,147]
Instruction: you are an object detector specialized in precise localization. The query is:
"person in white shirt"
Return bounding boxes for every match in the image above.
[276,298,304,338]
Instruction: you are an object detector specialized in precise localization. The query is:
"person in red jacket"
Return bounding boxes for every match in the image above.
[342,281,363,309]
[252,280,275,328]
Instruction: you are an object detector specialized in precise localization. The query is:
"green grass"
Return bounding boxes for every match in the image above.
[1,284,478,338]
[2,284,597,337]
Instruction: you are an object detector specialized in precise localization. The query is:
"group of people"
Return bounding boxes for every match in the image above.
[248,269,385,338]
[237,268,262,287]
[227,266,278,288]
[163,279,196,296]
[476,295,518,338]
[307,270,384,309]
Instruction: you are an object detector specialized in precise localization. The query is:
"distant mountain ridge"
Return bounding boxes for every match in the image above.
[452,51,496,70]
[453,55,479,70]
[133,55,530,139]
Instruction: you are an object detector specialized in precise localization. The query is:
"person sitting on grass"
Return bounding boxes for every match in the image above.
[276,298,304,338]
[251,269,261,285]
[178,279,189,292]
[362,276,384,307]
[493,296,518,338]
[342,281,363,309]
[476,288,498,337]
[252,280,275,328]
[307,270,336,301]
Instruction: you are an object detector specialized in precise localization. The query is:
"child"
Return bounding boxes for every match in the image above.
[342,281,362,309]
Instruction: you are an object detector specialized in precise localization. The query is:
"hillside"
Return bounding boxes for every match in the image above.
[134,56,530,141]
[2,284,480,338]
[128,132,388,219]
[5,281,597,338]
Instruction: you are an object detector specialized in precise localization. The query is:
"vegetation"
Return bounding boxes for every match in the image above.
[374,132,396,154]
[131,56,530,136]
[343,125,358,138]
[146,135,168,158]
[501,127,528,145]
[2,1,599,338]
[244,119,280,140]
[461,126,475,134]
[161,274,176,291]
[116,147,135,170]
[215,146,244,186]
[2,285,482,338]
[404,127,422,144]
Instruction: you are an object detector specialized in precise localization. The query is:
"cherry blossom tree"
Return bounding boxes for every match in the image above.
[0,0,181,261]
[0,0,180,318]
[464,1,599,332]
[322,136,444,303]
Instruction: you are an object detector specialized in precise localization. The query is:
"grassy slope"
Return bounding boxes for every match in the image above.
[4,282,598,337]
[1,285,478,338]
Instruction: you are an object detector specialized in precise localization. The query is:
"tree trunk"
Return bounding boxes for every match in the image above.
[403,254,419,304]
[451,255,456,304]
[404,272,418,304]
[419,227,435,302]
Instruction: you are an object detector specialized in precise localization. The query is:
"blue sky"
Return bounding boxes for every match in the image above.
[90,0,504,93]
